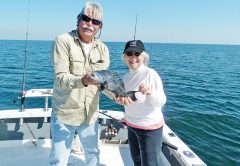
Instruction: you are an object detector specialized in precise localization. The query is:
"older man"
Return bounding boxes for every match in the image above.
[50,2,109,166]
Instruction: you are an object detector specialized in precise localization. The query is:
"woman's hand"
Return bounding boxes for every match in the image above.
[115,96,133,105]
[139,83,151,95]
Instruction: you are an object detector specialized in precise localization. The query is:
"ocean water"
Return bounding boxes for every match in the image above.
[0,40,239,166]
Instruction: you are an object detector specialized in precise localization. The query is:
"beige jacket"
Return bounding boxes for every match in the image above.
[51,30,110,126]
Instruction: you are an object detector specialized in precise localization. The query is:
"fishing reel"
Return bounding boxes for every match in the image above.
[104,123,119,140]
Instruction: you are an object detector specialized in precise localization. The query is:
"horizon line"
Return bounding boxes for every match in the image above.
[0,39,239,46]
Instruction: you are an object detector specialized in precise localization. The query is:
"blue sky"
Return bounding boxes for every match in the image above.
[0,0,239,44]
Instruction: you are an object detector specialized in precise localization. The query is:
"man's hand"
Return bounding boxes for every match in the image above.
[82,73,99,86]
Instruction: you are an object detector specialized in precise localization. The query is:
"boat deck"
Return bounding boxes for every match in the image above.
[0,139,170,166]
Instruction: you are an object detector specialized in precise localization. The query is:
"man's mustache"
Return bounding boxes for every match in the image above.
[82,25,94,32]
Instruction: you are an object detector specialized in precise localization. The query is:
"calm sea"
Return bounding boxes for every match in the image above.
[0,40,239,166]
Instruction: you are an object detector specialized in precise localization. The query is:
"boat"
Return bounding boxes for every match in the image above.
[0,88,207,166]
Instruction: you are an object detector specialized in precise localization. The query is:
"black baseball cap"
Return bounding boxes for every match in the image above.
[123,40,145,54]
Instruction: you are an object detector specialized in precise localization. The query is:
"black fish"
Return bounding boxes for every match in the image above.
[91,70,138,101]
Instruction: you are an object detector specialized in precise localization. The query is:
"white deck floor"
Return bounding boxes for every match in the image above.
[0,139,134,166]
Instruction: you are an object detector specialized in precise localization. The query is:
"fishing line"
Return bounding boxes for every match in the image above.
[25,122,37,146]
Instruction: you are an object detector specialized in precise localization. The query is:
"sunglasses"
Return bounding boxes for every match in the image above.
[81,15,102,26]
[126,52,141,57]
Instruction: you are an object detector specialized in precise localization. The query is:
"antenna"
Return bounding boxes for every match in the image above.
[20,0,31,111]
[133,15,137,40]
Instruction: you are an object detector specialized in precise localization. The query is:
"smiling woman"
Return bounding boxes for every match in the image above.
[116,39,167,166]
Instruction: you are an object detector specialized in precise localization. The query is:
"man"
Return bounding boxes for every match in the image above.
[50,2,109,166]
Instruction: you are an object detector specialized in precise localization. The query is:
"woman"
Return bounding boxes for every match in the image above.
[116,40,166,166]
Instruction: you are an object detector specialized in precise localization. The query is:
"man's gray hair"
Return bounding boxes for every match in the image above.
[77,2,103,24]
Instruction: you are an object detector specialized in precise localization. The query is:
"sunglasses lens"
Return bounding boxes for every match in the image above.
[126,52,133,56]
[81,15,90,22]
[81,15,101,26]
[135,53,140,56]
[92,19,101,25]
[126,52,140,57]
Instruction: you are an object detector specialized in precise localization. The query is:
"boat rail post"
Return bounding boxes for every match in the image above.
[19,118,24,126]
[44,96,49,122]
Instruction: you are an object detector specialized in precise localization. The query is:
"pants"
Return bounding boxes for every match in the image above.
[50,113,99,166]
[128,126,163,166]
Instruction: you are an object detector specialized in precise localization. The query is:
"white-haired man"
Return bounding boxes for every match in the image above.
[50,2,109,165]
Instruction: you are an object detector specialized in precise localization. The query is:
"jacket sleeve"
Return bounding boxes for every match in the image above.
[52,36,84,90]
[97,41,110,71]
[147,70,166,107]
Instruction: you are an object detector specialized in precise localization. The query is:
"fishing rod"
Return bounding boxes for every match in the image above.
[99,111,178,150]
[19,0,37,146]
[20,0,31,111]
[99,110,126,128]
[134,15,137,40]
